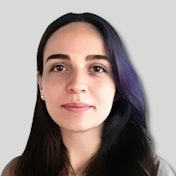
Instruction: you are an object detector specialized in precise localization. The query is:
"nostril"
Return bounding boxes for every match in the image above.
[68,86,87,94]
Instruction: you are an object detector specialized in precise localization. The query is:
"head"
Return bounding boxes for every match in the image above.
[36,12,146,132]
[38,21,116,133]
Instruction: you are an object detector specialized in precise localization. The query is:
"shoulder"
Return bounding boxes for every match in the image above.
[156,156,175,176]
[1,157,19,176]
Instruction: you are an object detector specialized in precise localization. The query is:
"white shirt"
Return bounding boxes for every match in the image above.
[157,156,175,176]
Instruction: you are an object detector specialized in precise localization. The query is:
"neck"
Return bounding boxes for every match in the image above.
[60,126,103,173]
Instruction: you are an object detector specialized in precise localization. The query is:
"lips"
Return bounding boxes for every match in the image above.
[61,102,93,112]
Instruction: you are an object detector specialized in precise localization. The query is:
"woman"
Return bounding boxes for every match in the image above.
[2,12,175,176]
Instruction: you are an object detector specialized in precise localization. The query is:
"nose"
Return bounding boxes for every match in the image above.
[66,71,88,94]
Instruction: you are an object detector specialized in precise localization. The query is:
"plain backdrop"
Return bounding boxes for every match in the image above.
[0,0,175,173]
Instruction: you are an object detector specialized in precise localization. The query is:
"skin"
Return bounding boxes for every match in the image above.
[38,22,116,172]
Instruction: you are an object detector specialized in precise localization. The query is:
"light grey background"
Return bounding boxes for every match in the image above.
[0,0,175,173]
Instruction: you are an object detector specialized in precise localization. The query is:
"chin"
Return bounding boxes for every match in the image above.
[62,123,103,133]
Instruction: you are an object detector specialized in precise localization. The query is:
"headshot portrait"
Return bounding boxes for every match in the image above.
[0,1,175,176]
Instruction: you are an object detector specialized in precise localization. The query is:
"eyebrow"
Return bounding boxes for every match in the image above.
[45,54,109,63]
[46,54,70,63]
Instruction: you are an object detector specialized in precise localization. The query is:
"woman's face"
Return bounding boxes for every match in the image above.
[38,22,116,133]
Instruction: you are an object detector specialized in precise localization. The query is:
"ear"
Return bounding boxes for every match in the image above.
[37,72,44,95]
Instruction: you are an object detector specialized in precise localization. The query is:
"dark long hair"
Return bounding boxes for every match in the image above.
[16,12,158,176]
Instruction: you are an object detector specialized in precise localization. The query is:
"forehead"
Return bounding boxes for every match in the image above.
[45,22,103,47]
[52,21,101,38]
[43,22,106,58]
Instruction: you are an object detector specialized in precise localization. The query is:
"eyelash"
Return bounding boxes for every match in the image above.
[50,64,107,73]
[90,65,107,73]
[51,64,67,72]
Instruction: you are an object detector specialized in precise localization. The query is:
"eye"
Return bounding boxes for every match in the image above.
[51,64,67,72]
[90,66,106,73]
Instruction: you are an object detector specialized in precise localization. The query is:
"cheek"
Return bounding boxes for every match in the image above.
[41,78,63,115]
[42,77,62,97]
[95,85,115,123]
[96,82,116,109]
[98,81,115,99]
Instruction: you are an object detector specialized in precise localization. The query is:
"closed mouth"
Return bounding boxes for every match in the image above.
[61,102,93,112]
